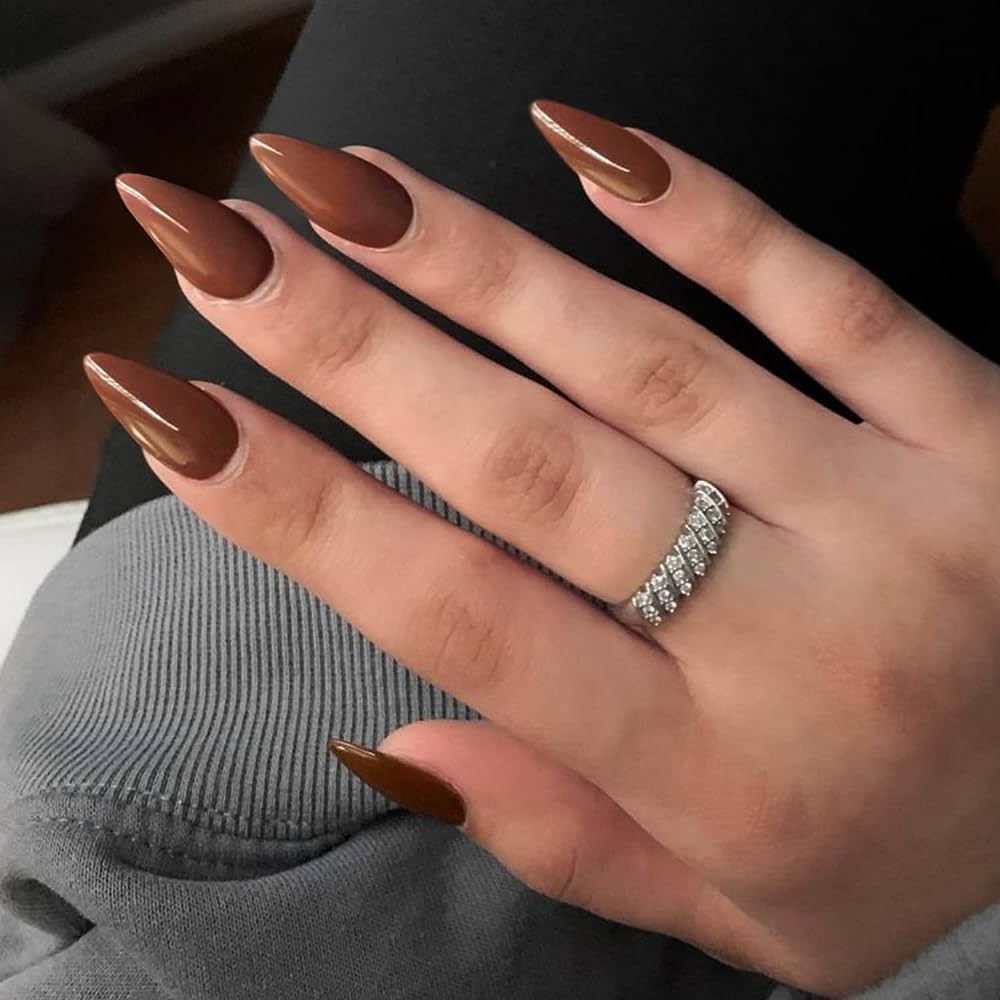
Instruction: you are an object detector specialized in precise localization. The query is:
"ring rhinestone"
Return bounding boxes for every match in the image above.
[620,479,729,628]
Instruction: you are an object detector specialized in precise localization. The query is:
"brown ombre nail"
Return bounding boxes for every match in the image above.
[328,739,466,826]
[116,174,273,299]
[530,100,672,204]
[83,353,239,480]
[249,134,414,248]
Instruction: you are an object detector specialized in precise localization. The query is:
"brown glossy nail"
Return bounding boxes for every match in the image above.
[328,739,466,826]
[83,353,239,480]
[249,134,413,248]
[116,174,273,299]
[530,100,672,204]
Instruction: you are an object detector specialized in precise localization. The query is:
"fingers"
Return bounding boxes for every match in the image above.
[529,102,1000,453]
[113,172,804,653]
[190,202,701,605]
[117,175,708,605]
[119,177,792,632]
[82,354,697,808]
[247,135,853,525]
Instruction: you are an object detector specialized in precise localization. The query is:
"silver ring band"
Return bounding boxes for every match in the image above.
[615,479,730,628]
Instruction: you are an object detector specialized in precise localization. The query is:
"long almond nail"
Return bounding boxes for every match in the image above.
[83,353,239,480]
[116,174,273,299]
[328,739,466,825]
[250,135,413,248]
[530,100,671,204]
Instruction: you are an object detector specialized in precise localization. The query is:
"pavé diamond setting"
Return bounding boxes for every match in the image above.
[618,479,729,628]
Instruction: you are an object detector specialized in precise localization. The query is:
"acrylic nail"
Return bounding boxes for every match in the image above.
[328,739,466,825]
[83,353,239,480]
[116,174,273,299]
[530,99,672,204]
[250,134,414,249]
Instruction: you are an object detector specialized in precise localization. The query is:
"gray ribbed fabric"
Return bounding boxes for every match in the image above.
[4,460,595,857]
[0,461,997,998]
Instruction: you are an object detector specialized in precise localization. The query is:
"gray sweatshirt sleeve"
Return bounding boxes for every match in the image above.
[769,902,1000,1000]
[0,466,995,999]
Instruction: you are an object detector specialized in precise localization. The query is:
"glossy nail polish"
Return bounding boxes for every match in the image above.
[116,174,273,298]
[83,353,238,479]
[249,135,413,248]
[530,100,672,204]
[328,739,466,825]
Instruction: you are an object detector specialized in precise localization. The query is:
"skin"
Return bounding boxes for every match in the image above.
[138,129,1000,995]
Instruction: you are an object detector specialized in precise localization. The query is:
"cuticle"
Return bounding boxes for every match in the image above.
[206,200,285,307]
[377,195,421,252]
[213,430,250,485]
[210,237,283,308]
[187,382,250,486]
[637,176,674,207]
[623,126,674,206]
[311,196,420,254]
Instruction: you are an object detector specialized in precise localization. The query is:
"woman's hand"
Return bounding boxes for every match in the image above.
[86,101,1000,995]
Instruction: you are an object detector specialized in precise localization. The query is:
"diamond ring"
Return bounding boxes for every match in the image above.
[615,480,730,628]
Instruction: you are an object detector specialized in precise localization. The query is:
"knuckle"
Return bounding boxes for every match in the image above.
[519,826,586,906]
[441,228,521,315]
[281,473,346,558]
[828,267,903,351]
[691,191,777,298]
[309,296,381,384]
[482,419,584,528]
[411,551,512,697]
[619,335,718,434]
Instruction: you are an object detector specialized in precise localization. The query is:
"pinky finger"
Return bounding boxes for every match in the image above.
[331,719,746,955]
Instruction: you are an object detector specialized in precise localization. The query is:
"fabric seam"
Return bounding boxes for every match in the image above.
[25,813,359,874]
[25,784,372,842]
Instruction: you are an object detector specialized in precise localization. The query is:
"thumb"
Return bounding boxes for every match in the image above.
[329,719,719,936]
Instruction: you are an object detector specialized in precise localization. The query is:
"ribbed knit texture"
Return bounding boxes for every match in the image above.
[10,462,494,844]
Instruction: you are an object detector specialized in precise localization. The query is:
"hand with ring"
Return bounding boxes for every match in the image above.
[84,101,1000,995]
